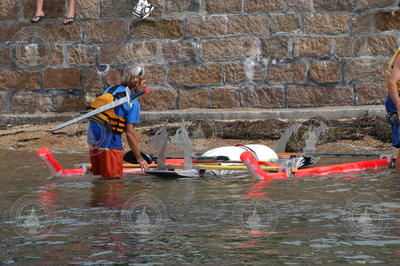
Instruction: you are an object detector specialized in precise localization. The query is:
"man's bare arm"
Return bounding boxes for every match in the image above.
[126,123,149,170]
[388,55,400,123]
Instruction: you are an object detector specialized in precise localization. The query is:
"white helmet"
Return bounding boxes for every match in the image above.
[131,66,144,78]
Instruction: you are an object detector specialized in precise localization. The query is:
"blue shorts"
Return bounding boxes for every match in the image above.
[385,95,400,148]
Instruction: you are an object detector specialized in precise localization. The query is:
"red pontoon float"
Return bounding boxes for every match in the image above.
[240,151,390,179]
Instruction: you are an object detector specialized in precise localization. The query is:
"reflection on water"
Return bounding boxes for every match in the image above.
[0,150,399,264]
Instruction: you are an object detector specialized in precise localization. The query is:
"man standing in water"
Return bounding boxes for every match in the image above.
[385,49,400,169]
[88,67,150,178]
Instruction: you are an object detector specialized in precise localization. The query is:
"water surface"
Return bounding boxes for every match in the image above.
[0,149,399,265]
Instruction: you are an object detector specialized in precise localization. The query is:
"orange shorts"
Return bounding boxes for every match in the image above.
[89,147,123,179]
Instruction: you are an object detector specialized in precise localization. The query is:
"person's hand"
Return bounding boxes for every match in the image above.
[138,157,149,171]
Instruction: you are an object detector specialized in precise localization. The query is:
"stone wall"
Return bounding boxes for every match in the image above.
[0,0,399,113]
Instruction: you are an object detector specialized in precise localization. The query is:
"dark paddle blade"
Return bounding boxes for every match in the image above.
[194,155,230,162]
[123,151,154,164]
[123,151,230,164]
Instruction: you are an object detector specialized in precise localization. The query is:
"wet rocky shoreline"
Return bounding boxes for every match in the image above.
[0,110,396,156]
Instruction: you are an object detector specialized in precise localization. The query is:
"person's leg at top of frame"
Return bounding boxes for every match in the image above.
[31,0,76,24]
[63,0,76,25]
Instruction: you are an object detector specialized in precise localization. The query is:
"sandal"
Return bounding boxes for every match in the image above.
[31,15,44,23]
[63,16,75,25]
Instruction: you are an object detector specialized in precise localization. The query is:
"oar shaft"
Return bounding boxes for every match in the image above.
[123,164,158,168]
[278,152,389,158]
[303,153,385,158]
[152,155,230,161]
[195,164,292,171]
[51,90,145,131]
